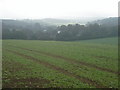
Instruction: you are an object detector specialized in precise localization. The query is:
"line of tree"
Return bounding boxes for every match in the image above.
[2,20,118,41]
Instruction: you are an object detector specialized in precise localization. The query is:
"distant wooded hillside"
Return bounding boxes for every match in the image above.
[2,17,118,41]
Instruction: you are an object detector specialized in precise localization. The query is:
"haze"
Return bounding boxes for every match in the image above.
[0,0,119,19]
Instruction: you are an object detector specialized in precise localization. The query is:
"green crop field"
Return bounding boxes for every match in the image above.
[2,37,118,88]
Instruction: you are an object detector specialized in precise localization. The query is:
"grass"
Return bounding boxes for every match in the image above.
[2,37,118,88]
[80,37,118,45]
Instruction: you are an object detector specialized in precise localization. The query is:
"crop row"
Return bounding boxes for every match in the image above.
[3,45,118,88]
[3,40,118,71]
[3,50,92,88]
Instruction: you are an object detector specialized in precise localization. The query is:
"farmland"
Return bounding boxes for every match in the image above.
[2,37,118,88]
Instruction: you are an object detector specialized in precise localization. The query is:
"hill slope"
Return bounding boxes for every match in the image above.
[80,37,118,45]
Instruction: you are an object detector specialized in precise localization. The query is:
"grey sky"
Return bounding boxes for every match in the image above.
[0,0,119,19]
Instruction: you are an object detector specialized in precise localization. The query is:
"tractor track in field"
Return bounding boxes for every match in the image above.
[7,45,119,75]
[5,49,107,88]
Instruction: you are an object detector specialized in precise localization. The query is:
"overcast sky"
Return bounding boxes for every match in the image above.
[0,0,119,19]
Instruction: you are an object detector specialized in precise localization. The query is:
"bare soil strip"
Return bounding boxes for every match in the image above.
[91,55,118,61]
[5,49,107,88]
[7,45,119,75]
[3,77,50,88]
